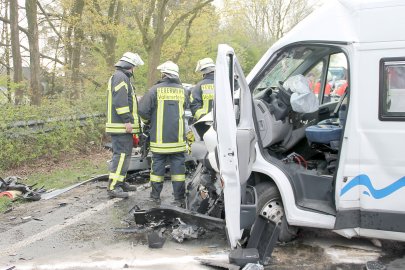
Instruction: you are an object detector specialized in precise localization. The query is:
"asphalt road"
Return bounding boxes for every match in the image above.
[1,179,404,270]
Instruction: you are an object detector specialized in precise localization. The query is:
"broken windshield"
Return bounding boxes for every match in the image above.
[253,47,313,94]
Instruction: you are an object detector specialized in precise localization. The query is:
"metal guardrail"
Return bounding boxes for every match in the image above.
[0,113,106,138]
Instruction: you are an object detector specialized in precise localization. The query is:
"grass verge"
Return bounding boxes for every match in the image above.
[0,148,110,213]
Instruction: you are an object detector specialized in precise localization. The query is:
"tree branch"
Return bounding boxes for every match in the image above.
[163,0,213,41]
[37,1,63,40]
[134,9,150,50]
[0,16,29,35]
[173,12,198,62]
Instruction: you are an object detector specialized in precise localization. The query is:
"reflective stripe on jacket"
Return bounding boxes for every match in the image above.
[190,72,214,120]
[138,77,188,153]
[106,69,140,134]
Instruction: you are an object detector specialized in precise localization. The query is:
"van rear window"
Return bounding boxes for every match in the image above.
[379,58,405,121]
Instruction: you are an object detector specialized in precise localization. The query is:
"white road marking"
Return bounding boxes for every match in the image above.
[3,198,121,256]
[9,254,229,270]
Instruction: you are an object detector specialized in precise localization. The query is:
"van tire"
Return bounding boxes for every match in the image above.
[255,182,298,242]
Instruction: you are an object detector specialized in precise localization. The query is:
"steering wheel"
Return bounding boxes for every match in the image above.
[278,81,290,95]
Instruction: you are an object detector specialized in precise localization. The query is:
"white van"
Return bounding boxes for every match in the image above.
[205,0,405,247]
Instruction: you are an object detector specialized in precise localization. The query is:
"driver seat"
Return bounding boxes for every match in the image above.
[305,96,348,150]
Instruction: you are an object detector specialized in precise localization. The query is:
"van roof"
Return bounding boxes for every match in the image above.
[247,0,405,82]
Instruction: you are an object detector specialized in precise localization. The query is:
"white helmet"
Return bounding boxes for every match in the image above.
[195,57,215,73]
[157,61,179,77]
[120,52,144,67]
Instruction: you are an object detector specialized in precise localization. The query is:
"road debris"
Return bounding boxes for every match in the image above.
[242,263,264,270]
[41,174,108,200]
[171,218,205,243]
[147,230,166,248]
[0,176,45,201]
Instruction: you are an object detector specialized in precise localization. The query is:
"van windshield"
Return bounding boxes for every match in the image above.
[253,47,313,94]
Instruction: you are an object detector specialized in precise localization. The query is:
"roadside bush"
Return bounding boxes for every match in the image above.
[0,92,106,171]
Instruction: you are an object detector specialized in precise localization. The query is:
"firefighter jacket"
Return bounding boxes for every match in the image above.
[138,77,188,153]
[105,69,140,134]
[190,72,214,120]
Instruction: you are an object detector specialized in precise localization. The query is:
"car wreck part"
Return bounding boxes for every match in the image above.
[171,222,205,243]
[0,176,46,201]
[242,263,264,270]
[134,205,225,231]
[228,248,260,267]
[147,231,166,249]
[246,215,280,265]
[197,258,240,270]
[41,174,108,200]
[366,261,386,270]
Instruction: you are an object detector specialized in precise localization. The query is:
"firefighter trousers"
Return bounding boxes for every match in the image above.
[150,152,186,200]
[109,134,132,190]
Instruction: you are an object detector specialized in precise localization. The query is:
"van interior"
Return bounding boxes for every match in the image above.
[249,44,349,215]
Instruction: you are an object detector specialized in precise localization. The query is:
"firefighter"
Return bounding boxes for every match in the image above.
[190,57,215,121]
[106,52,144,198]
[138,61,188,207]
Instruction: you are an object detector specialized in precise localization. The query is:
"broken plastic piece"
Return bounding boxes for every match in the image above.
[147,231,165,248]
[228,248,260,267]
[242,263,264,270]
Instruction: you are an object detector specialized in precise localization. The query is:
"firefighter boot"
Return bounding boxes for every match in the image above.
[121,182,137,192]
[107,180,129,199]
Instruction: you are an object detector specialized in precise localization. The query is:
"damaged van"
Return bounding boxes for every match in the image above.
[187,0,405,248]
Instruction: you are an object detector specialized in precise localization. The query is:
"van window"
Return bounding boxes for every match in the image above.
[324,53,348,104]
[379,58,405,121]
[253,47,313,94]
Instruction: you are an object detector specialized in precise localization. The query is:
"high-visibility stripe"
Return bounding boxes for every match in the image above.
[109,153,126,190]
[132,90,140,129]
[194,92,212,120]
[150,142,187,147]
[150,145,187,153]
[105,128,140,134]
[116,106,130,114]
[114,81,128,92]
[109,173,124,181]
[105,123,140,133]
[172,174,185,182]
[178,100,184,143]
[156,100,164,144]
[150,174,164,182]
[107,77,112,124]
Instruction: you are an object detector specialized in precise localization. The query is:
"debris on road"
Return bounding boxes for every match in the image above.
[197,258,240,270]
[0,176,45,201]
[171,218,205,243]
[148,230,166,248]
[41,174,108,200]
[242,263,264,270]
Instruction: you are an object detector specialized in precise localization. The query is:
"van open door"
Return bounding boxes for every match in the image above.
[214,44,257,248]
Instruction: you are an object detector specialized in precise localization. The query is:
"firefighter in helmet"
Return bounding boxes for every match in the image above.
[138,61,188,206]
[190,57,215,121]
[106,52,144,198]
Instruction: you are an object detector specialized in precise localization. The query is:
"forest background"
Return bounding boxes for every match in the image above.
[0,0,317,171]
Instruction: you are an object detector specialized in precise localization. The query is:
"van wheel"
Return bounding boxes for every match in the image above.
[255,182,298,242]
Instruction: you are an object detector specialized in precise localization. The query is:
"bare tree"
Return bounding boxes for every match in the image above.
[226,0,314,43]
[92,0,123,68]
[10,0,24,104]
[67,0,85,99]
[133,0,214,87]
[26,0,42,105]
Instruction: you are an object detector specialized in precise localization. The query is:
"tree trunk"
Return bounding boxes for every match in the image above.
[9,0,24,104]
[25,0,41,106]
[104,34,117,68]
[147,36,164,88]
[70,0,85,100]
